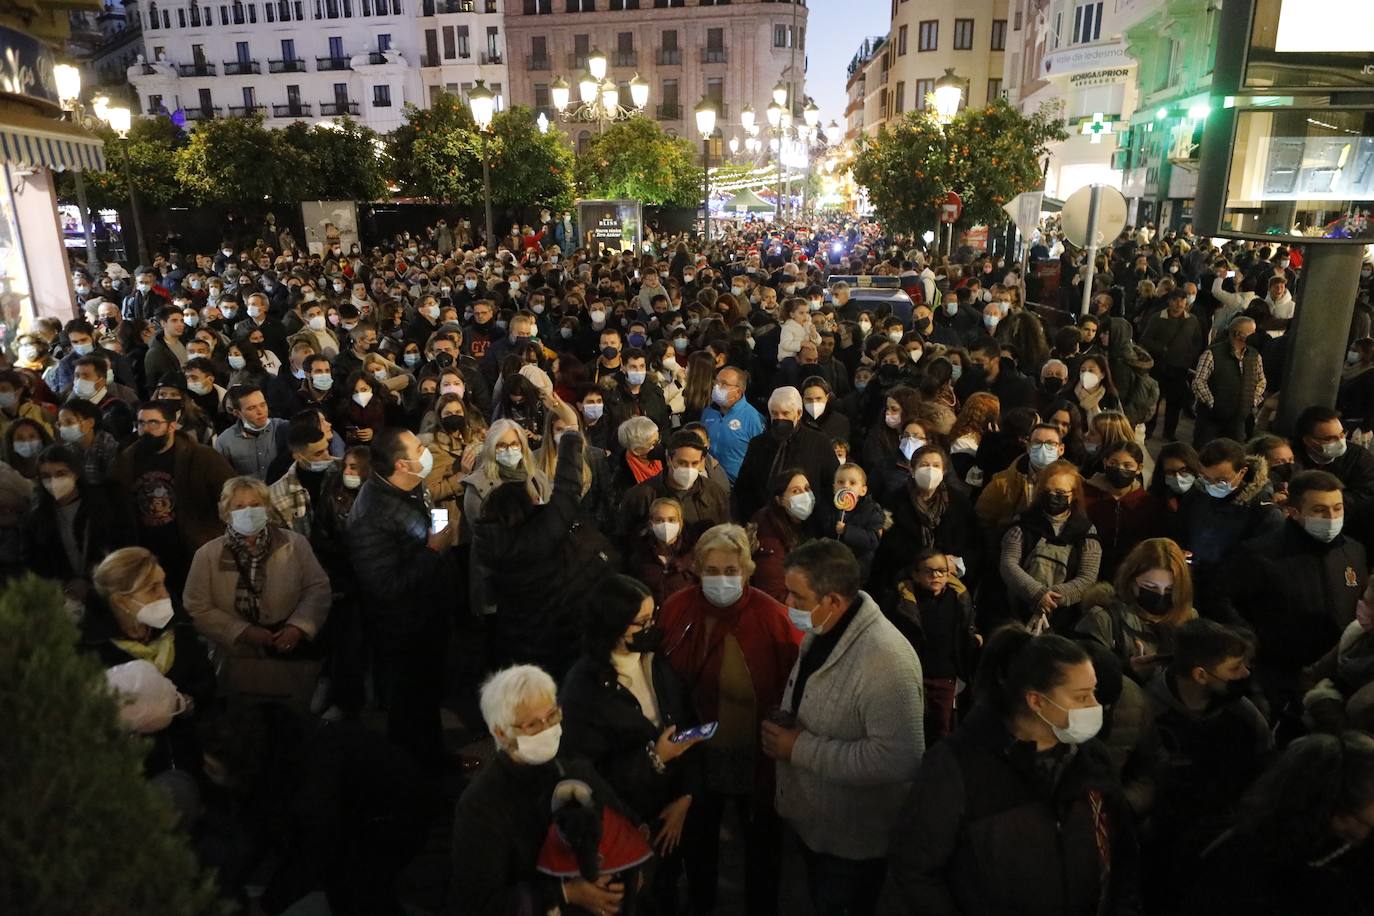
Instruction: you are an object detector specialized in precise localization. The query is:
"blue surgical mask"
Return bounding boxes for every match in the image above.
[950,363,963,382]
[1303,515,1344,543]
[1204,479,1235,499]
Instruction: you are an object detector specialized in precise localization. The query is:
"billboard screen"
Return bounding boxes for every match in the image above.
[1214,107,1374,242]
[1243,0,1374,92]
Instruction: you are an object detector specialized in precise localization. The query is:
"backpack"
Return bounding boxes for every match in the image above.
[1122,353,1161,426]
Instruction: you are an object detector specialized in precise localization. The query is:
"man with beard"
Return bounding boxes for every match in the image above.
[111,400,235,595]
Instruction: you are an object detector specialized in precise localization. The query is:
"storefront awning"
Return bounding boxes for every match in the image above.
[0,108,105,172]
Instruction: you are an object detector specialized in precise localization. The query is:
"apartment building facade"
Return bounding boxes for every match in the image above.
[844,34,883,143]
[502,0,809,154]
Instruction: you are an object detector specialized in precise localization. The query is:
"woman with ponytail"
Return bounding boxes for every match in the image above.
[1181,730,1374,915]
[882,626,1141,916]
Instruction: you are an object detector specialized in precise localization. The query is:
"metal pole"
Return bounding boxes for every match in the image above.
[1275,243,1365,434]
[703,137,711,243]
[481,145,494,251]
[74,169,98,276]
[773,130,781,222]
[1078,183,1102,317]
[122,140,149,266]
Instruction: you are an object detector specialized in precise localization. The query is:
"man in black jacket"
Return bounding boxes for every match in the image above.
[1220,469,1366,711]
[956,337,1036,412]
[1292,405,1374,511]
[734,386,839,521]
[604,349,671,443]
[346,428,457,767]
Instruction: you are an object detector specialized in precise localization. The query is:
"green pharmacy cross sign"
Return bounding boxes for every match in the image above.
[1079,112,1114,144]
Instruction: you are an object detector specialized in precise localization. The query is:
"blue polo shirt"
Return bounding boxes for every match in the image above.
[702,397,765,483]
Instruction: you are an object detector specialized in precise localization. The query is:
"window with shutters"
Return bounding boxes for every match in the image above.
[919,20,937,51]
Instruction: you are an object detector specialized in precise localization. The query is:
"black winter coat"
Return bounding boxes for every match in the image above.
[881,706,1141,916]
[25,482,136,582]
[346,472,458,634]
[559,652,703,823]
[871,483,979,605]
[733,423,840,521]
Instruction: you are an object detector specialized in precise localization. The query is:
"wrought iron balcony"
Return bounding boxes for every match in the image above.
[613,50,637,67]
[177,62,216,77]
[227,104,267,117]
[480,52,502,64]
[183,106,220,120]
[526,54,550,70]
[656,48,680,65]
[701,48,727,64]
[223,60,260,75]
[272,102,313,117]
[316,56,352,71]
[656,103,682,119]
[319,101,360,115]
[269,58,307,73]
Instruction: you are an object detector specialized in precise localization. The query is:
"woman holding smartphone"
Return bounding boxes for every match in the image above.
[559,574,709,914]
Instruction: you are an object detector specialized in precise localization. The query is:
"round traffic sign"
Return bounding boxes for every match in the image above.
[1060,184,1128,249]
[939,191,963,224]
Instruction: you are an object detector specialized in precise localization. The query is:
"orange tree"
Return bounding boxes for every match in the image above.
[852,98,1065,237]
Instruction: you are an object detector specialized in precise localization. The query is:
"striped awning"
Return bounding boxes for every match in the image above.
[0,108,105,172]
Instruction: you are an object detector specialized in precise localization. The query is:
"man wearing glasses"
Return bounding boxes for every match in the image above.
[112,400,234,595]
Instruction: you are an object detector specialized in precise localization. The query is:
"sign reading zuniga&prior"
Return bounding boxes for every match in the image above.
[1068,68,1132,89]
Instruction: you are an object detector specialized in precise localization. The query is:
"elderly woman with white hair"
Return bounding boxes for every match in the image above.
[608,414,664,504]
[452,663,639,916]
[734,385,841,521]
[183,475,331,710]
[657,523,800,916]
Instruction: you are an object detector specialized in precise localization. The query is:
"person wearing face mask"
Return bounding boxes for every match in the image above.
[1140,619,1271,911]
[1292,406,1374,509]
[1192,315,1266,446]
[559,575,709,913]
[82,547,216,780]
[976,422,1066,532]
[883,629,1140,916]
[873,444,979,601]
[25,444,135,608]
[957,338,1036,412]
[183,475,330,711]
[266,422,345,545]
[627,496,698,605]
[700,366,765,485]
[657,522,799,916]
[47,318,136,395]
[214,384,290,479]
[1217,470,1366,710]
[1000,460,1102,634]
[765,538,924,916]
[451,663,642,916]
[1139,288,1207,441]
[0,369,51,441]
[734,386,839,523]
[1081,441,1163,577]
[1178,438,1282,603]
[619,430,729,552]
[120,269,169,321]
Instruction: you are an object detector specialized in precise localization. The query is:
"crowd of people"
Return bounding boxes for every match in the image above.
[8,209,1374,916]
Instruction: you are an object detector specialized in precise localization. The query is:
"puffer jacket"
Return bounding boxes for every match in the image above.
[881,704,1141,916]
[1105,317,1157,425]
[1178,454,1283,580]
[1082,475,1164,576]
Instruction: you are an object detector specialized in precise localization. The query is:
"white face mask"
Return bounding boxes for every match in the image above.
[42,475,76,501]
[352,390,374,408]
[1036,697,1103,744]
[804,401,825,419]
[495,446,523,468]
[899,436,925,460]
[884,412,902,429]
[135,597,175,629]
[671,465,699,489]
[230,506,269,536]
[913,465,943,490]
[1079,370,1102,391]
[342,472,362,490]
[513,722,561,764]
[652,520,681,544]
[701,574,744,608]
[786,490,816,521]
[308,315,326,331]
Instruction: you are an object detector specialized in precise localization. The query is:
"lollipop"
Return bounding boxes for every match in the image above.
[833,488,859,513]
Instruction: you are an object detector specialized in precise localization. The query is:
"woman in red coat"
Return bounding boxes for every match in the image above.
[658,522,800,916]
[749,468,822,603]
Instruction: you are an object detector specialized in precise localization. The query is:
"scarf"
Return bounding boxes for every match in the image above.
[111,628,176,674]
[225,525,272,624]
[910,482,949,546]
[626,451,663,484]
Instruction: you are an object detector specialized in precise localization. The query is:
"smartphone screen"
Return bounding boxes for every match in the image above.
[670,721,719,743]
[430,508,449,534]
[1226,270,1235,278]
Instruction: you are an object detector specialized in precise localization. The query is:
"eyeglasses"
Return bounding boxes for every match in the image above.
[916,566,949,578]
[135,419,169,430]
[512,706,562,735]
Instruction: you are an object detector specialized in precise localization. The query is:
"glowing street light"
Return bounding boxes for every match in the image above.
[933,67,964,123]
[587,48,608,80]
[740,104,756,132]
[551,76,571,113]
[629,73,649,110]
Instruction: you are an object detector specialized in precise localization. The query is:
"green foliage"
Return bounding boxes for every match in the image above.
[0,575,225,916]
[58,115,185,211]
[280,117,389,202]
[174,113,287,205]
[387,95,575,210]
[574,118,701,207]
[852,99,1066,236]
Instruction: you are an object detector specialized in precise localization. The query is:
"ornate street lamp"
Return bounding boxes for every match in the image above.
[933,67,964,123]
[467,80,496,249]
[695,97,717,242]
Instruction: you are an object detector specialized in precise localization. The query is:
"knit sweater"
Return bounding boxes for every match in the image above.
[775,591,925,860]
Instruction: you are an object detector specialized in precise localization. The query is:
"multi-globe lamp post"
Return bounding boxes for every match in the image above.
[548,49,649,133]
[694,96,717,242]
[52,63,146,269]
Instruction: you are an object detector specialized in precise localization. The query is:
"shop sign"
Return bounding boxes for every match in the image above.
[0,26,60,110]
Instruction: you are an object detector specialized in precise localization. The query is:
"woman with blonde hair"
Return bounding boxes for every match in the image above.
[461,418,552,523]
[1076,536,1198,679]
[1083,409,1137,475]
[183,476,331,710]
[419,392,482,531]
[532,397,615,529]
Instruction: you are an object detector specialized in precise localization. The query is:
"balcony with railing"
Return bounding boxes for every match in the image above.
[613,50,637,67]
[272,102,313,117]
[178,62,216,77]
[656,47,681,65]
[480,51,502,64]
[223,60,261,75]
[316,56,352,71]
[526,54,550,70]
[319,100,360,116]
[701,47,727,64]
[183,106,220,121]
[656,103,682,120]
[567,52,588,69]
[269,58,307,73]
[227,104,267,117]
[364,51,389,64]
[421,0,474,11]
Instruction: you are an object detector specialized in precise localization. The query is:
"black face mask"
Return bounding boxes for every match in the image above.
[1104,466,1137,488]
[625,625,663,654]
[916,318,932,334]
[769,418,796,441]
[136,432,169,455]
[1041,377,1064,395]
[1269,462,1294,485]
[877,363,901,383]
[440,413,466,434]
[601,346,619,360]
[1135,587,1172,616]
[1043,492,1072,515]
